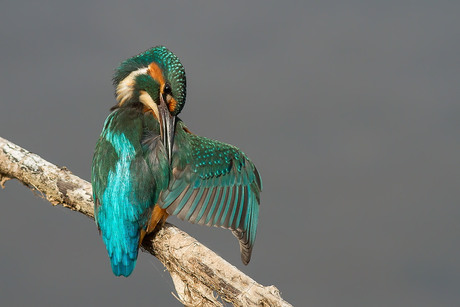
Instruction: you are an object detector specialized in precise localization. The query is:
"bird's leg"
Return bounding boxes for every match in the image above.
[147,205,169,233]
[139,205,169,246]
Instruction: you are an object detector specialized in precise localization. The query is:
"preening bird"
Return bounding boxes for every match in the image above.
[91,46,262,277]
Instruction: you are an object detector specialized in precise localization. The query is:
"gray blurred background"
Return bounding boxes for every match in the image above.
[1,1,459,306]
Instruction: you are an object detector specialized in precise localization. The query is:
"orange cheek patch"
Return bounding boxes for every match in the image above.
[168,97,178,113]
[148,62,165,87]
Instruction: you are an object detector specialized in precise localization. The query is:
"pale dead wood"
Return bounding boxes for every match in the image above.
[0,136,292,307]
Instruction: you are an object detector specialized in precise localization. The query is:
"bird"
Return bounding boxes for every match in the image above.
[91,46,262,277]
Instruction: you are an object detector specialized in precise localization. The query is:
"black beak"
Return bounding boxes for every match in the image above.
[158,94,176,164]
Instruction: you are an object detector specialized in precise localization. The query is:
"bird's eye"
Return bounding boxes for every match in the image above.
[164,83,172,94]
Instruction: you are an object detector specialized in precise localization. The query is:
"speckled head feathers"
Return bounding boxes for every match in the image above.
[113,46,186,115]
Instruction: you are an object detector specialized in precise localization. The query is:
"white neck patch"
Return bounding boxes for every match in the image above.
[139,90,160,119]
[115,67,149,105]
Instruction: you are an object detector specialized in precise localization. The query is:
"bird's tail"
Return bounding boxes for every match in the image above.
[102,229,140,277]
[110,253,137,277]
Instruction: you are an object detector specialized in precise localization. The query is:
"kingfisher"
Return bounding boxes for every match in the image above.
[91,46,262,277]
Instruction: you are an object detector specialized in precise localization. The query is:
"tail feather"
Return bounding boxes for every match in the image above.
[102,231,140,277]
[111,254,137,277]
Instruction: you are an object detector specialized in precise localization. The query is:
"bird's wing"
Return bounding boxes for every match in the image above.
[158,120,262,264]
[91,108,165,276]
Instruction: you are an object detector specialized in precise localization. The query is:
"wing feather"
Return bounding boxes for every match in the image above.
[186,187,208,221]
[194,187,215,224]
[212,186,230,226]
[196,187,217,225]
[219,185,235,227]
[167,185,192,214]
[176,188,199,219]
[205,187,224,226]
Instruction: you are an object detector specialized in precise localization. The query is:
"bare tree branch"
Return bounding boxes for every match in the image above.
[0,136,292,307]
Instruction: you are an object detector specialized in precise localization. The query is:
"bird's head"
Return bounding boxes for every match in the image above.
[113,46,186,163]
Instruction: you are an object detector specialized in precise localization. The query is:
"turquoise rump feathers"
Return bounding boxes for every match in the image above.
[91,46,262,277]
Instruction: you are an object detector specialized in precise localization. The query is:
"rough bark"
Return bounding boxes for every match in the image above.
[0,136,292,307]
